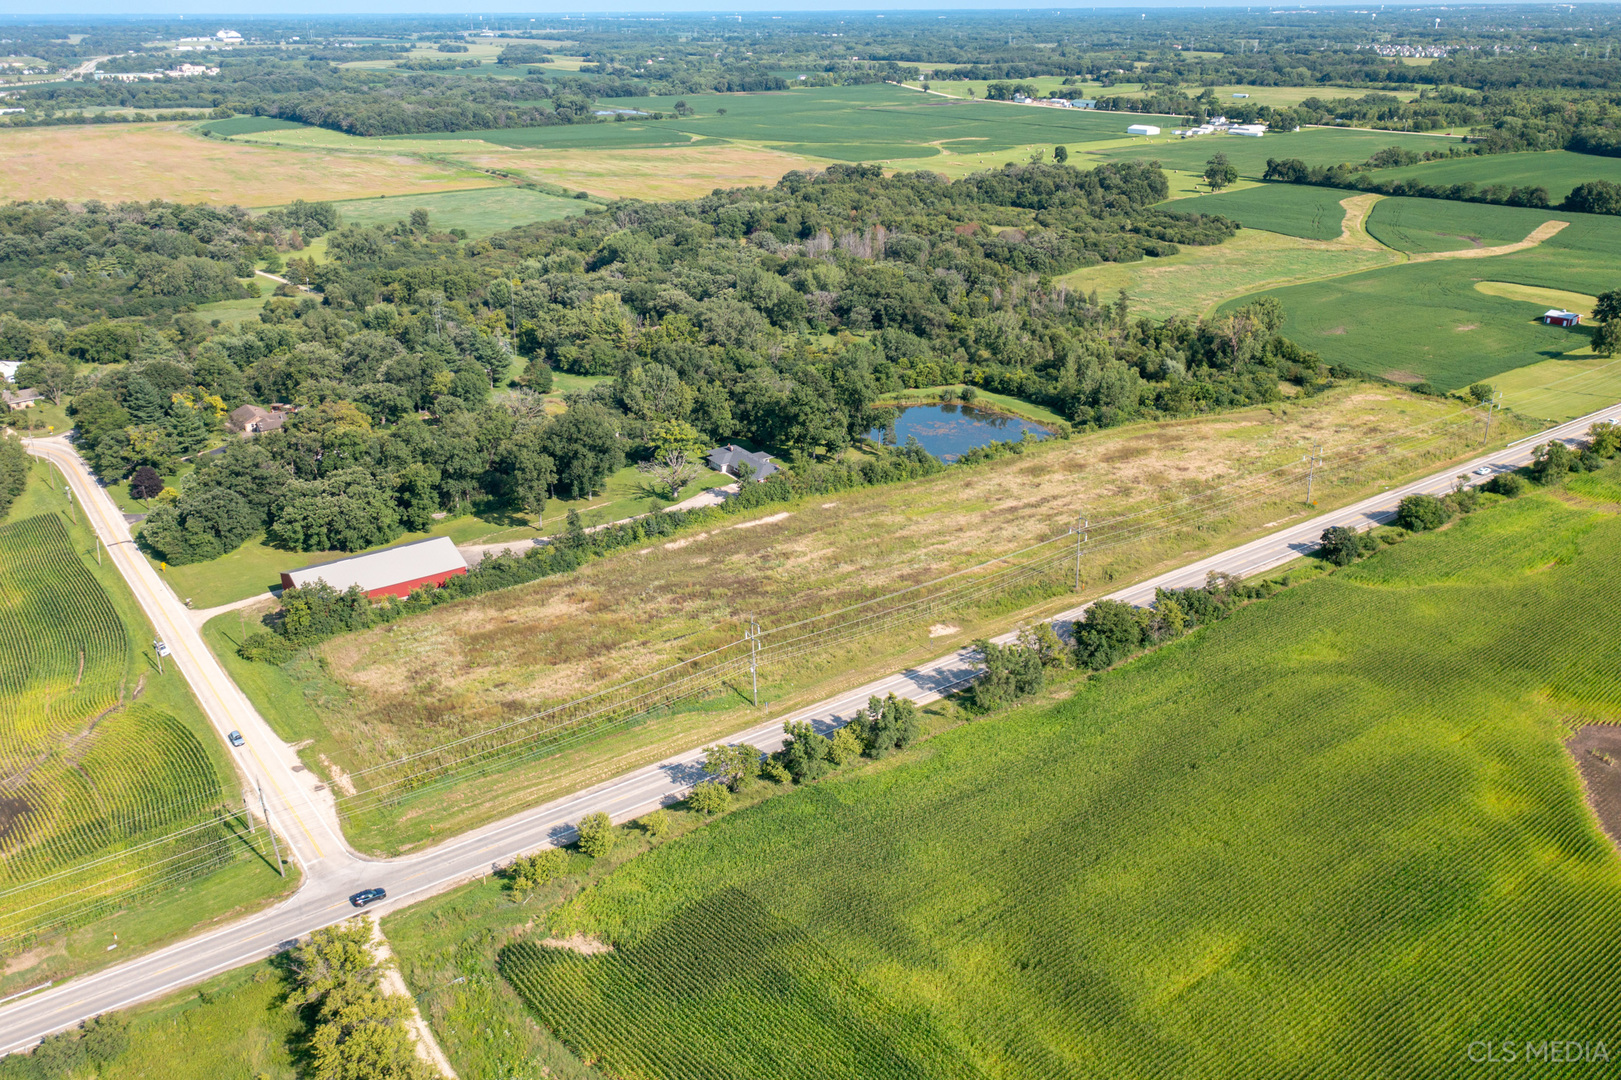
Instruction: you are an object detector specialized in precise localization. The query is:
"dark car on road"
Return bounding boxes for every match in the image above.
[227,730,245,747]
[349,887,386,908]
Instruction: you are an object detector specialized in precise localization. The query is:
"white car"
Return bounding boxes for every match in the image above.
[1474,467,1493,476]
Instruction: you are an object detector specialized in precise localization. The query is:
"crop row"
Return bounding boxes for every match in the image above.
[500,496,1621,1078]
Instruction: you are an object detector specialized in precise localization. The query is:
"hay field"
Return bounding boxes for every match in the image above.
[461,144,827,200]
[1169,183,1359,240]
[0,123,501,204]
[505,488,1621,1080]
[1087,127,1461,180]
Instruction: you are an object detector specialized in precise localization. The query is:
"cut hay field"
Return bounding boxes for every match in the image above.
[1086,127,1461,180]
[1167,183,1357,240]
[0,460,290,988]
[1364,149,1621,204]
[209,387,1525,852]
[0,123,501,205]
[499,486,1621,1080]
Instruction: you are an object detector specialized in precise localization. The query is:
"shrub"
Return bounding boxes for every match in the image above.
[856,693,921,758]
[761,759,793,784]
[687,781,732,815]
[969,637,1046,711]
[1394,493,1449,532]
[237,631,296,664]
[1073,598,1143,670]
[1483,472,1526,498]
[575,811,615,857]
[1317,525,1360,566]
[1530,441,1576,485]
[506,848,567,891]
[640,809,672,838]
[775,720,832,782]
[129,465,164,500]
[827,725,864,765]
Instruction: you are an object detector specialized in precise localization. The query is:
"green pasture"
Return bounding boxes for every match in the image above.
[495,490,1621,1080]
[1170,183,1350,240]
[1088,126,1461,180]
[326,186,588,236]
[1364,195,1564,253]
[1366,149,1621,205]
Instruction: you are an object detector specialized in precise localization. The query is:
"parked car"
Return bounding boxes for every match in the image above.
[227,730,245,747]
[349,887,386,908]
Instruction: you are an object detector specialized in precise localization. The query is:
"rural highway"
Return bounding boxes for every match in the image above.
[4,402,1617,1054]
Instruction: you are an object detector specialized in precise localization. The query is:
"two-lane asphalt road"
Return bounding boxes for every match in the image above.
[4,403,1615,1055]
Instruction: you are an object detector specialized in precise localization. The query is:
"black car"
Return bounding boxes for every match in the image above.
[348,887,386,908]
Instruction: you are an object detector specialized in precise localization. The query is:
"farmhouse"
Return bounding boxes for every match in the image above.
[707,444,777,482]
[280,536,469,600]
[2,388,40,410]
[1543,309,1582,327]
[227,403,287,435]
[1126,124,1160,136]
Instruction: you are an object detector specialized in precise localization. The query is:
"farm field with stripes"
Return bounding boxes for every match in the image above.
[0,494,275,962]
[500,488,1621,1079]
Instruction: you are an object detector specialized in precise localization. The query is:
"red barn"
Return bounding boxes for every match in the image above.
[280,536,469,600]
[1543,309,1582,327]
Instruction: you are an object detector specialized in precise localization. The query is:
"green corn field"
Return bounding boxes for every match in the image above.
[502,490,1621,1079]
[0,514,246,949]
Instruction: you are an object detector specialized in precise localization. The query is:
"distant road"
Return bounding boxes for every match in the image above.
[4,402,1617,1055]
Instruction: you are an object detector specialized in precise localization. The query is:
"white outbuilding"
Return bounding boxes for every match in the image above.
[1126,124,1160,136]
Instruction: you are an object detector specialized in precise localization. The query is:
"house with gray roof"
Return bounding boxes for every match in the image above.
[707,444,777,482]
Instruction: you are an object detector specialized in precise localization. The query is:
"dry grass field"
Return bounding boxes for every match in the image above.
[203,386,1527,850]
[0,123,501,204]
[462,144,826,199]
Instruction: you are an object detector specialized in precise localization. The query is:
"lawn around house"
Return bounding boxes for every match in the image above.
[487,486,1621,1080]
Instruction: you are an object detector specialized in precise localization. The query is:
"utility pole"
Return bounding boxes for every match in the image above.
[1306,442,1321,505]
[746,616,760,707]
[1482,391,1501,445]
[257,784,284,877]
[1073,513,1087,591]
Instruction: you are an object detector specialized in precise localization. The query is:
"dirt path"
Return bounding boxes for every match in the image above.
[1336,194,1387,250]
[1408,219,1570,263]
[369,916,458,1079]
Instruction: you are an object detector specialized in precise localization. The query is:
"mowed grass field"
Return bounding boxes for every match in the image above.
[498,487,1621,1080]
[0,123,502,205]
[208,387,1525,852]
[1365,195,1571,253]
[1365,148,1621,204]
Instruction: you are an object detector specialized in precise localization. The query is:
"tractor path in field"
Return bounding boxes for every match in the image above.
[1408,218,1570,262]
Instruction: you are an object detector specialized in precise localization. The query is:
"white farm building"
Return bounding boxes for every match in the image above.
[1126,124,1160,136]
[1229,124,1267,137]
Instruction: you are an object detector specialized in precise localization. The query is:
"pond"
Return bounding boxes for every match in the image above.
[870,403,1053,462]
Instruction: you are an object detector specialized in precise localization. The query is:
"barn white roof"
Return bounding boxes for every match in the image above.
[283,536,468,594]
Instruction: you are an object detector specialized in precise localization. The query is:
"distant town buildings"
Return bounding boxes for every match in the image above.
[1369,43,1451,59]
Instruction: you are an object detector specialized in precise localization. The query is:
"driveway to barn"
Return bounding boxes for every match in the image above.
[6,401,1620,1056]
[457,481,740,564]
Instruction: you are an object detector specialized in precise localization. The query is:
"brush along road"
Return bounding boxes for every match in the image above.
[3,402,1616,1055]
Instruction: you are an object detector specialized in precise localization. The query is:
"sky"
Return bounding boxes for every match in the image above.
[0,1,1544,18]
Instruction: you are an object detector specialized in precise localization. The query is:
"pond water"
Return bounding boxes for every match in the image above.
[871,403,1052,462]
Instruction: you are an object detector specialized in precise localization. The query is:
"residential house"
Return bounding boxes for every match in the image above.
[707,444,777,482]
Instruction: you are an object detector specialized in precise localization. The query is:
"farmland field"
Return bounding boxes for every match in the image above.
[1364,196,1568,253]
[1224,203,1621,391]
[0,461,289,984]
[1057,225,1397,319]
[322,187,588,236]
[1361,149,1621,205]
[1167,183,1354,240]
[499,487,1621,1080]
[1086,126,1460,179]
[208,387,1527,852]
[0,123,501,205]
